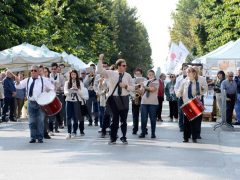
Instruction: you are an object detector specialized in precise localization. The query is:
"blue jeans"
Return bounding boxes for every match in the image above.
[178,98,184,130]
[66,101,78,134]
[140,104,158,135]
[235,94,240,122]
[86,90,98,124]
[28,101,45,140]
[98,102,105,128]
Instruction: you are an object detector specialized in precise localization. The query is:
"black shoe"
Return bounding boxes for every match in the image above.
[108,140,116,145]
[59,126,64,129]
[38,139,43,143]
[120,137,128,144]
[233,122,240,125]
[101,133,106,138]
[151,134,156,138]
[183,139,189,143]
[192,139,197,143]
[88,123,93,126]
[44,134,51,139]
[9,118,17,122]
[139,133,145,138]
[197,136,202,139]
[94,123,98,126]
[80,132,85,136]
[132,131,137,135]
[1,118,7,122]
[55,130,60,133]
[145,131,148,135]
[29,139,36,143]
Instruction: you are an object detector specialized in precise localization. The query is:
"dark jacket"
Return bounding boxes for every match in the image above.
[3,77,16,98]
[165,81,177,101]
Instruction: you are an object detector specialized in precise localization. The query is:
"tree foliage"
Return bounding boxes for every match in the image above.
[0,0,152,74]
[170,0,240,59]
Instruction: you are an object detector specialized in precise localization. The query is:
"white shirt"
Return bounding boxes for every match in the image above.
[97,61,134,97]
[15,76,54,101]
[174,75,185,93]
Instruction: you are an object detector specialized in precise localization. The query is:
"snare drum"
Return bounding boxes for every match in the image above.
[36,91,62,116]
[181,97,205,121]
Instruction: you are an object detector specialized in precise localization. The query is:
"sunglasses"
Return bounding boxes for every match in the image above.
[31,69,37,72]
[121,64,127,67]
[170,76,175,78]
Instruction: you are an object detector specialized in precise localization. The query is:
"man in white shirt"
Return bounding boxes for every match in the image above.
[15,65,54,143]
[97,54,134,145]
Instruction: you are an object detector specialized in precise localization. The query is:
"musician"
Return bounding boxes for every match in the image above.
[15,65,54,143]
[50,63,65,132]
[177,66,207,143]
[64,69,87,139]
[131,68,145,134]
[221,71,237,126]
[174,64,188,132]
[42,67,52,139]
[139,70,159,138]
[234,67,240,125]
[97,54,134,145]
[165,74,178,122]
[84,64,99,126]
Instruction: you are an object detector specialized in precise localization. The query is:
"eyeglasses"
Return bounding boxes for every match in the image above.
[121,64,127,67]
[170,76,175,78]
[31,69,37,72]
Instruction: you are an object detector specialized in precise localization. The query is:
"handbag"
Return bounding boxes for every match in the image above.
[107,73,129,111]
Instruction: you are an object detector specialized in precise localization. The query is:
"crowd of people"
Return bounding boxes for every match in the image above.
[0,54,240,144]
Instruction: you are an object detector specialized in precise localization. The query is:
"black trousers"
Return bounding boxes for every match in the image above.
[169,101,178,119]
[226,94,236,124]
[108,96,129,141]
[44,115,49,135]
[183,115,200,140]
[157,96,164,120]
[2,97,15,120]
[101,103,111,135]
[132,102,140,133]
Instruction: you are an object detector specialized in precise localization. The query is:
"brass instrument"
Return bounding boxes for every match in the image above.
[89,73,95,78]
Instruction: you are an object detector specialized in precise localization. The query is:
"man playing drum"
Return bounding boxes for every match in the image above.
[177,66,207,143]
[15,65,54,143]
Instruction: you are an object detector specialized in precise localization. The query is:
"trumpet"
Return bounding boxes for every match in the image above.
[89,73,95,78]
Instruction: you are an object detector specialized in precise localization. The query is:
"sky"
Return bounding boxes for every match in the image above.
[127,0,179,72]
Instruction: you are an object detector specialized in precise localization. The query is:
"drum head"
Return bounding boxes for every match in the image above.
[36,91,56,105]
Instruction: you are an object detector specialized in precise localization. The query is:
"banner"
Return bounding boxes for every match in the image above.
[166,42,189,74]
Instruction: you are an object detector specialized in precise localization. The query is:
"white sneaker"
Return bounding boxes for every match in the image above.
[66,133,71,139]
[174,118,178,122]
[71,133,76,138]
[106,128,110,132]
[49,131,54,136]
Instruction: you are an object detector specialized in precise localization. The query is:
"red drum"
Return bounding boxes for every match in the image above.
[181,97,205,121]
[36,91,62,116]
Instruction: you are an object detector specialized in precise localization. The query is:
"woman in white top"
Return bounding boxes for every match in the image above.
[64,70,85,139]
[139,70,159,139]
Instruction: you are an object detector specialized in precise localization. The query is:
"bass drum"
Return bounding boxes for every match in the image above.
[181,97,205,121]
[36,91,62,116]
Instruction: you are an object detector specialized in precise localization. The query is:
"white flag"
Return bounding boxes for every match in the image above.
[178,41,190,63]
[166,42,182,74]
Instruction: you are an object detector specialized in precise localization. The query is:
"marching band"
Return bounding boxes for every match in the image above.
[2,53,238,145]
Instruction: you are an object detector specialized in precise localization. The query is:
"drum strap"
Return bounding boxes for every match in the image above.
[188,81,200,99]
[27,77,44,98]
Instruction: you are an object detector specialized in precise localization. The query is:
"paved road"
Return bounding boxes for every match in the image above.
[1,100,240,180]
[1,119,240,180]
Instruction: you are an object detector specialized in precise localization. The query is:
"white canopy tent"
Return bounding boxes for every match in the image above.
[0,43,63,69]
[0,43,88,71]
